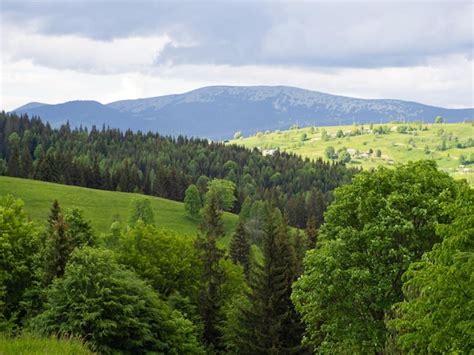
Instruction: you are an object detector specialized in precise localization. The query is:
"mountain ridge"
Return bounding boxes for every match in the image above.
[13,85,474,139]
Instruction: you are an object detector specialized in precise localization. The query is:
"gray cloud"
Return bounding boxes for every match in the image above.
[1,0,473,69]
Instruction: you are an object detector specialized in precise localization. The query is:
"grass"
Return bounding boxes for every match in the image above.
[0,334,93,355]
[230,122,474,184]
[0,176,238,239]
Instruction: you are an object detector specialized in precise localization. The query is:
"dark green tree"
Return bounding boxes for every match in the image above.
[196,189,226,348]
[7,133,21,177]
[229,220,251,278]
[235,208,303,354]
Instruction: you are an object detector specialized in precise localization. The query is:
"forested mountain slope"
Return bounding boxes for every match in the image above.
[0,112,356,228]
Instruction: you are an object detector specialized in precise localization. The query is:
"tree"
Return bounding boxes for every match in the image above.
[435,115,444,124]
[0,196,40,330]
[7,133,21,177]
[305,215,318,248]
[184,184,202,218]
[207,179,236,211]
[387,185,473,353]
[338,149,351,163]
[292,161,460,353]
[31,247,205,354]
[325,146,336,160]
[233,131,243,139]
[196,189,226,347]
[229,220,251,278]
[128,198,155,226]
[234,208,303,353]
[118,221,202,304]
[64,208,96,248]
[43,202,71,286]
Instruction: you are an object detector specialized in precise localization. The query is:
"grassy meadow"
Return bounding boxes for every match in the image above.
[0,176,238,240]
[230,122,474,183]
[0,335,93,355]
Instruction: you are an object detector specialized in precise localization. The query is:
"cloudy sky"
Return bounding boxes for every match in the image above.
[1,0,473,111]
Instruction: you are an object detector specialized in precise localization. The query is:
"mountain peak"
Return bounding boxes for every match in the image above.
[13,86,474,139]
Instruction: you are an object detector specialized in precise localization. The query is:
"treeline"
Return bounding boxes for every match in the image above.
[0,112,356,228]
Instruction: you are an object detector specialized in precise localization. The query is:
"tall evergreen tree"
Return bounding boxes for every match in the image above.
[235,208,303,354]
[305,215,318,248]
[43,204,71,286]
[195,189,226,348]
[229,219,251,278]
[7,133,20,177]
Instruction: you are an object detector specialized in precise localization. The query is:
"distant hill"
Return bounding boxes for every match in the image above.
[0,176,238,237]
[230,122,474,184]
[13,86,474,139]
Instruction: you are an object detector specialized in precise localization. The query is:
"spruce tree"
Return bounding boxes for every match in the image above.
[196,189,226,348]
[305,214,318,248]
[43,206,71,285]
[235,208,304,354]
[229,219,251,278]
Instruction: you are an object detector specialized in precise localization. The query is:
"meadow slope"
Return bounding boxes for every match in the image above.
[0,176,238,237]
[230,122,474,183]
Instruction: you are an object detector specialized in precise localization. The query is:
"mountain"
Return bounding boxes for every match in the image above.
[13,86,474,139]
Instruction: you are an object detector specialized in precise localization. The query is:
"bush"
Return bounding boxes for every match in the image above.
[31,247,204,354]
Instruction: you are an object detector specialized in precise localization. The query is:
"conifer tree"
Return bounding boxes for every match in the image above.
[305,214,318,248]
[7,133,21,177]
[235,208,304,354]
[43,203,71,285]
[196,189,226,348]
[229,219,251,278]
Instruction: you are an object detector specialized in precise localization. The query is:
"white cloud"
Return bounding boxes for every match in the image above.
[2,24,171,74]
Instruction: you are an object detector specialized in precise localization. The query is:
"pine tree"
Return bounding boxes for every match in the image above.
[7,133,21,177]
[184,184,202,218]
[43,202,72,285]
[196,189,226,348]
[229,219,251,278]
[19,145,33,178]
[235,208,304,354]
[305,214,318,248]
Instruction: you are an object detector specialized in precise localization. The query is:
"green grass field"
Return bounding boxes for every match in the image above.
[0,335,93,355]
[230,122,474,183]
[0,176,238,239]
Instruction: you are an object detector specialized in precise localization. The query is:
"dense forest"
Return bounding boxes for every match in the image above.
[0,112,357,228]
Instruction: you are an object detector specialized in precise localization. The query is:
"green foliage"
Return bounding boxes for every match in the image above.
[325,146,336,160]
[0,196,40,331]
[338,149,351,163]
[387,185,474,353]
[207,179,236,211]
[31,247,204,354]
[292,161,461,353]
[184,184,202,218]
[117,221,201,304]
[233,131,243,139]
[435,115,444,124]
[128,198,155,226]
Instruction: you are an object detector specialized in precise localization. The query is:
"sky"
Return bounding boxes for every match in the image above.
[1,0,473,111]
